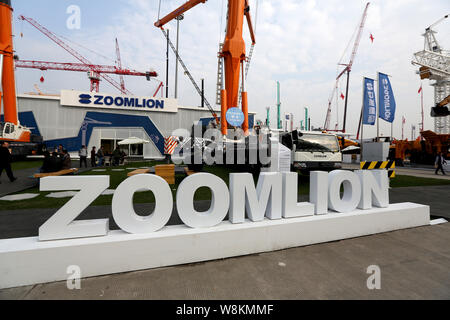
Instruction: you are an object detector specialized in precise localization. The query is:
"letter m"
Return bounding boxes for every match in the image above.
[229,172,282,223]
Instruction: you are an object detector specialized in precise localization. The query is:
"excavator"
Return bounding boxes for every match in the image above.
[389,15,450,166]
[389,91,450,165]
[1,0,43,157]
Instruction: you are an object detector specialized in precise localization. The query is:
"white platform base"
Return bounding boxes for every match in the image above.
[0,203,429,289]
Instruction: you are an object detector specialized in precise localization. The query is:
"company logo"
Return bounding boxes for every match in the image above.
[79,94,92,104]
[77,94,165,110]
[226,107,245,127]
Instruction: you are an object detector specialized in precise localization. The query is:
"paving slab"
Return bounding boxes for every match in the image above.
[0,223,448,300]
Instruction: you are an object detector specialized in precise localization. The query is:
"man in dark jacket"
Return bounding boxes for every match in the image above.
[112,147,121,166]
[0,142,17,183]
[61,150,72,170]
[435,152,447,175]
[48,152,62,172]
[90,147,97,167]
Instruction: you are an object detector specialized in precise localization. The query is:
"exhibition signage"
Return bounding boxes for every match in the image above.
[226,107,245,127]
[0,170,430,289]
[363,77,376,125]
[60,90,178,113]
[378,72,396,123]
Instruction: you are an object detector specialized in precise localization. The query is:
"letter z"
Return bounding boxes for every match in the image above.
[39,176,109,241]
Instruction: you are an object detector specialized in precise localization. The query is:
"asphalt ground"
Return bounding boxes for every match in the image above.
[0,161,91,197]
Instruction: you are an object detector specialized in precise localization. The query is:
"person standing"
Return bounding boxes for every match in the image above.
[435,152,447,175]
[61,150,72,170]
[112,147,121,166]
[78,145,88,168]
[96,146,105,167]
[57,144,64,156]
[0,141,17,183]
[90,147,97,167]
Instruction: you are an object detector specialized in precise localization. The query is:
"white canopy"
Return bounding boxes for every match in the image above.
[341,145,360,152]
[118,137,150,145]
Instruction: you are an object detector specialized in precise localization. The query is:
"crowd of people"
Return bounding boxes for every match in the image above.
[39,145,128,173]
[40,145,73,173]
[88,146,127,168]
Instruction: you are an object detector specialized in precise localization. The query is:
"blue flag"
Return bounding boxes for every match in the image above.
[363,77,376,125]
[378,72,396,123]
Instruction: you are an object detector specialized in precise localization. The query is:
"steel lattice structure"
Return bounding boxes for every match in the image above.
[411,15,450,134]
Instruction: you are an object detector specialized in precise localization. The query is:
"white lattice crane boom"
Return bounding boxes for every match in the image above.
[412,14,450,134]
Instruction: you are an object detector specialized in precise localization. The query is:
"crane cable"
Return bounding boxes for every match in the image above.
[158,0,162,21]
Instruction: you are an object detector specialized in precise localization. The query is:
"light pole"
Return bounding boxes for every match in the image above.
[304,107,309,131]
[174,14,184,99]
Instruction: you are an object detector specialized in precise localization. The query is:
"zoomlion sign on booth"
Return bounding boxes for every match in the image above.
[60,90,178,113]
[0,170,429,289]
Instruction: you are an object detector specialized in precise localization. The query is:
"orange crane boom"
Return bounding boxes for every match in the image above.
[155,0,256,135]
[154,0,207,28]
[0,0,18,125]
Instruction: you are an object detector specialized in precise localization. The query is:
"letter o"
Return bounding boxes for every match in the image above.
[104,96,114,106]
[112,174,173,233]
[147,99,155,108]
[114,97,124,106]
[328,170,361,213]
[176,173,229,228]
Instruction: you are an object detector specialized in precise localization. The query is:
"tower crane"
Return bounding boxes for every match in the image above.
[324,2,370,134]
[15,59,157,93]
[18,15,157,95]
[412,14,450,134]
[155,0,256,136]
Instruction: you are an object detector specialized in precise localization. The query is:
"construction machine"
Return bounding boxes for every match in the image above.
[0,0,43,157]
[155,0,255,136]
[388,14,450,166]
[156,0,268,171]
[431,94,450,117]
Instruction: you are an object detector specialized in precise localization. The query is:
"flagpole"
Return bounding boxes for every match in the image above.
[377,72,380,142]
[421,85,424,137]
[361,77,365,161]
[391,121,393,141]
[401,117,403,140]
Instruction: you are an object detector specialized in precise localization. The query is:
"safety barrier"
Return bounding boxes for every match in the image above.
[360,161,395,178]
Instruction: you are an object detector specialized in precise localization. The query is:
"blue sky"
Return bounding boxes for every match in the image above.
[11,0,450,139]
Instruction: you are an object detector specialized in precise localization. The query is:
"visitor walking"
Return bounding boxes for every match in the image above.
[435,152,447,175]
[0,141,17,183]
[79,145,88,168]
[112,147,121,166]
[91,147,97,167]
[97,146,105,167]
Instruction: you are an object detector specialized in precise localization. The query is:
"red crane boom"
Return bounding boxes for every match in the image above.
[324,2,370,133]
[115,38,126,94]
[15,60,156,77]
[18,15,156,95]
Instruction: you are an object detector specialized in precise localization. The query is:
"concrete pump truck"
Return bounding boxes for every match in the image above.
[0,0,43,158]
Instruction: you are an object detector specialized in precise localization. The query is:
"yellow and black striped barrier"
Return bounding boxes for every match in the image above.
[360,161,396,178]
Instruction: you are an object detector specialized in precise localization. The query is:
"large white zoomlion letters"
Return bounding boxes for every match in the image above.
[38,170,389,241]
